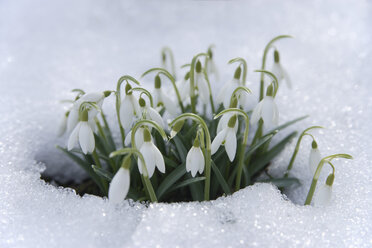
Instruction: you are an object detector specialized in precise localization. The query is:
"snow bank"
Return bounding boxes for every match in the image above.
[0,0,371,247]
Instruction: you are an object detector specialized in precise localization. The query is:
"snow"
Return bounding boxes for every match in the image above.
[0,0,371,247]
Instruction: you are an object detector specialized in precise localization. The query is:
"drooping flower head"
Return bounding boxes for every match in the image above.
[314,173,334,206]
[153,75,179,116]
[309,140,321,175]
[108,156,131,204]
[194,60,210,105]
[67,109,95,154]
[211,115,238,162]
[217,66,241,109]
[186,136,205,177]
[272,49,292,89]
[138,127,165,178]
[205,46,219,81]
[176,71,191,101]
[250,84,279,130]
[119,83,141,131]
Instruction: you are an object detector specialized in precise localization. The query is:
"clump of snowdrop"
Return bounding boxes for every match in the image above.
[57,35,352,205]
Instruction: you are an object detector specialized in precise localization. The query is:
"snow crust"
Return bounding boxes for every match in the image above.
[0,0,371,247]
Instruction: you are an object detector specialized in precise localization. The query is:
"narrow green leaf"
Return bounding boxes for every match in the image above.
[92,165,113,181]
[156,164,186,200]
[258,177,301,188]
[249,131,297,176]
[168,177,206,192]
[173,136,188,163]
[266,115,308,136]
[164,156,178,168]
[211,160,232,195]
[245,133,275,161]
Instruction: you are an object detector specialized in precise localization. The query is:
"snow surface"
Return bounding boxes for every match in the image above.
[0,0,371,247]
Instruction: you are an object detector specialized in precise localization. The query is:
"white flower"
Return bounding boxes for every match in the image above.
[211,115,237,162]
[57,112,69,136]
[186,142,205,177]
[176,72,191,101]
[119,85,140,130]
[217,78,240,109]
[141,104,164,129]
[313,184,332,206]
[108,167,130,204]
[67,92,105,133]
[206,58,219,81]
[195,71,210,105]
[67,120,95,154]
[271,50,292,89]
[153,75,179,116]
[309,141,321,175]
[250,94,279,129]
[124,128,145,149]
[138,128,165,178]
[216,112,238,134]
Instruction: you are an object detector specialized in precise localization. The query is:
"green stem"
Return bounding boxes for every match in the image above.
[170,113,212,200]
[259,35,292,100]
[284,126,323,178]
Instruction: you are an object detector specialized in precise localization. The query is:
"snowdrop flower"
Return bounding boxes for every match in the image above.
[250,85,279,129]
[57,111,69,136]
[205,47,219,81]
[138,128,165,178]
[217,67,241,109]
[108,156,131,204]
[124,127,145,149]
[119,83,141,130]
[186,138,205,177]
[176,72,191,101]
[313,174,334,206]
[211,115,238,162]
[139,97,164,128]
[195,60,210,105]
[309,140,321,175]
[68,109,95,154]
[153,75,179,116]
[216,98,238,134]
[67,92,107,133]
[271,49,292,89]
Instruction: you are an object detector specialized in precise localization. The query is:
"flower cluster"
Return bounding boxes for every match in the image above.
[58,36,352,206]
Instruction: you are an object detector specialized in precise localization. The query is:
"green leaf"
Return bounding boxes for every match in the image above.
[164,156,178,168]
[92,165,113,181]
[156,164,186,200]
[168,177,206,192]
[56,146,103,191]
[245,133,275,161]
[257,177,301,188]
[266,115,308,136]
[249,131,297,176]
[173,136,188,163]
[211,160,232,195]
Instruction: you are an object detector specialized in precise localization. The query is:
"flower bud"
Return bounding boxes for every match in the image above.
[155,75,161,89]
[326,173,335,186]
[195,60,202,73]
[139,97,146,107]
[170,120,185,138]
[266,84,274,97]
[125,83,132,95]
[274,50,280,63]
[234,67,242,80]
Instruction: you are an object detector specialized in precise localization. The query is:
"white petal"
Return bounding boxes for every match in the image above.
[162,91,179,116]
[67,122,81,150]
[272,99,279,126]
[129,94,141,117]
[223,84,237,109]
[271,63,283,83]
[153,143,165,174]
[261,97,275,128]
[217,82,230,104]
[57,115,67,136]
[225,128,237,162]
[79,122,95,154]
[314,184,332,206]
[197,73,210,104]
[282,68,292,89]
[250,100,264,125]
[135,128,144,149]
[147,107,164,128]
[79,92,104,103]
[211,128,227,154]
[108,168,130,204]
[153,89,162,107]
[186,147,199,177]
[124,130,132,146]
[309,148,322,175]
[140,142,156,178]
[177,79,190,101]
[67,108,79,133]
[120,97,134,130]
[217,113,230,134]
[195,147,205,174]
